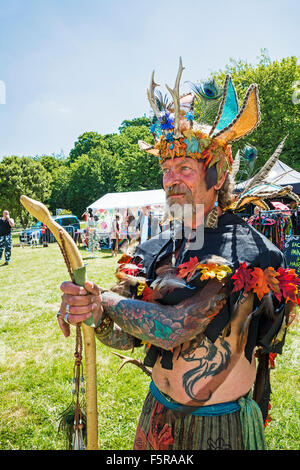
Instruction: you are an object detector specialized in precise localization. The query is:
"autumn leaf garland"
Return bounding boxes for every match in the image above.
[116,254,300,305]
[232,262,300,304]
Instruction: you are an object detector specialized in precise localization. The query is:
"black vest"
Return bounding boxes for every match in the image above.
[0,219,12,236]
[133,212,287,363]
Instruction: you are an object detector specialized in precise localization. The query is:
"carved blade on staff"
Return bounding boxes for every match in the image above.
[20,195,99,450]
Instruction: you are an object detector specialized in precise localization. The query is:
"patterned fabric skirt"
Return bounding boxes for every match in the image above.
[133,390,243,450]
[133,387,266,450]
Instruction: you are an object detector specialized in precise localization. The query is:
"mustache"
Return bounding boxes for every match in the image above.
[166,184,192,198]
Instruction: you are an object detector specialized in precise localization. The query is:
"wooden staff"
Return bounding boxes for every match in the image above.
[20,195,99,450]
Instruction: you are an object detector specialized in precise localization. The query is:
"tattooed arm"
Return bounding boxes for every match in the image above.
[95,323,140,351]
[59,279,225,350]
[100,278,226,350]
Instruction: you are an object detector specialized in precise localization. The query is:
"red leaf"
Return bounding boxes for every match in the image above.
[177,256,200,282]
[232,262,252,293]
[269,353,277,369]
[142,286,156,302]
[277,268,300,304]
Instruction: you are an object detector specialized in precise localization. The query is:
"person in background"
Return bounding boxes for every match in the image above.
[0,210,15,265]
[111,214,120,256]
[41,224,49,247]
[136,206,152,243]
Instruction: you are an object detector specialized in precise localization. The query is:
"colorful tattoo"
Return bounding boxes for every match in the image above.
[95,324,137,351]
[101,279,226,350]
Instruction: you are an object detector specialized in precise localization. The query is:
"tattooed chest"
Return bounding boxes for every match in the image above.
[152,334,232,402]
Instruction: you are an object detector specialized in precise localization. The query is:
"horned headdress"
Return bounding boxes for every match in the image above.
[138,57,261,184]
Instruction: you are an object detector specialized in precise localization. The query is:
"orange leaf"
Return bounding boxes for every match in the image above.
[117,254,132,265]
[249,267,270,300]
[263,267,281,300]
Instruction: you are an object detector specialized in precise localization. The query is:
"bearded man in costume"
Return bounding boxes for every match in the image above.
[58,59,299,450]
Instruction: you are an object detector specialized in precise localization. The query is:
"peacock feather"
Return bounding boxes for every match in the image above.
[240,135,288,196]
[191,78,223,126]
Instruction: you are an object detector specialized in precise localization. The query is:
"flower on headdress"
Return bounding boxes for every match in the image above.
[165,132,174,142]
[185,111,194,122]
[159,112,174,130]
[149,121,162,140]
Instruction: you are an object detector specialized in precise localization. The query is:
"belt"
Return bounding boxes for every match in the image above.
[149,380,241,416]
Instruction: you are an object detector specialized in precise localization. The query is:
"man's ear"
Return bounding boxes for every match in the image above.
[214,171,227,191]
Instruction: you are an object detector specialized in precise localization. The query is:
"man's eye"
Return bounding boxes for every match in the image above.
[162,168,170,175]
[182,166,191,171]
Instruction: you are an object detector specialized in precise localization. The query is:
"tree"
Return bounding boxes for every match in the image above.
[65,155,107,216]
[118,116,152,133]
[0,156,51,227]
[213,54,300,174]
[48,165,72,214]
[68,131,109,164]
[193,53,300,176]
[34,155,65,174]
[87,146,118,194]
[113,126,162,191]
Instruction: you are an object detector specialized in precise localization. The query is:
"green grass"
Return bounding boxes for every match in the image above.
[0,241,299,450]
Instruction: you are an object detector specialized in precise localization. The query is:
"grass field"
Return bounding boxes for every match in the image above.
[0,239,299,450]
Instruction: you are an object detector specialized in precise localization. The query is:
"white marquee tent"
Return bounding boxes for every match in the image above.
[235,160,300,194]
[88,189,166,211]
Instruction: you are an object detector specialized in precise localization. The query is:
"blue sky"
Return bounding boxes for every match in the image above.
[0,0,299,158]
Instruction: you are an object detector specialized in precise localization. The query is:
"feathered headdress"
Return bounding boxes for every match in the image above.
[138,57,261,184]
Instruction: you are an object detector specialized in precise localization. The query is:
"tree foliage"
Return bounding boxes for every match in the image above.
[34,155,65,174]
[118,116,151,133]
[113,126,162,191]
[68,131,110,164]
[0,156,51,227]
[214,53,300,173]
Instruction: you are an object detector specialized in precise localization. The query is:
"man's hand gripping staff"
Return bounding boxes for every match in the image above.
[20,195,99,450]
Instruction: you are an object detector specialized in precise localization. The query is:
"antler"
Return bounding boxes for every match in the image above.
[112,351,152,377]
[147,71,161,121]
[165,57,185,138]
[20,195,99,450]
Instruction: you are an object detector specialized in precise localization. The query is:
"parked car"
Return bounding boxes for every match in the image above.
[20,215,80,244]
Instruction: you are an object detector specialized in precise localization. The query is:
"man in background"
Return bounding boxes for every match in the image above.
[111,214,120,256]
[0,210,15,265]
